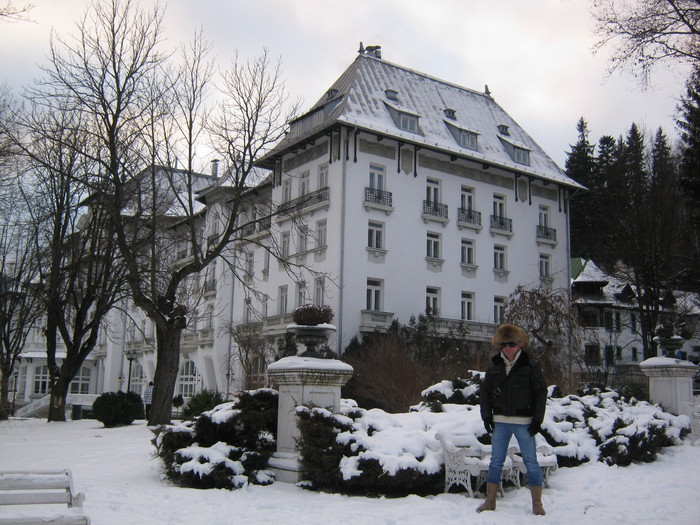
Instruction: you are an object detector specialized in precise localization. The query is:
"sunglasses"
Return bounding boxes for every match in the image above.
[499,342,518,348]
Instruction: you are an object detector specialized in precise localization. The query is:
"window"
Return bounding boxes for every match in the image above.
[369,164,385,191]
[178,361,199,398]
[426,232,441,259]
[461,239,475,265]
[585,344,601,366]
[631,347,638,361]
[368,221,384,250]
[34,365,49,395]
[494,245,506,271]
[539,205,550,228]
[461,187,474,210]
[461,292,474,321]
[282,179,292,203]
[426,287,440,315]
[318,164,329,189]
[263,250,271,274]
[539,253,551,278]
[514,147,530,165]
[615,346,622,360]
[262,295,269,318]
[494,296,506,324]
[604,310,621,332]
[281,231,290,258]
[297,228,308,253]
[244,297,253,323]
[426,178,440,204]
[493,194,505,218]
[314,277,325,306]
[315,220,327,249]
[605,345,615,366]
[399,112,418,133]
[460,130,478,150]
[296,282,306,307]
[278,285,288,315]
[245,251,254,278]
[631,313,638,333]
[299,171,310,196]
[366,278,383,311]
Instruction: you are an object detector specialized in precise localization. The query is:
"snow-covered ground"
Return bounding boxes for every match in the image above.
[1,418,699,524]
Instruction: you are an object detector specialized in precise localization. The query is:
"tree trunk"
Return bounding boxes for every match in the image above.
[0,372,9,420]
[148,323,183,425]
[48,378,70,422]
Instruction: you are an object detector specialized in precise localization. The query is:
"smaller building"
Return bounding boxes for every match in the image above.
[571,258,700,390]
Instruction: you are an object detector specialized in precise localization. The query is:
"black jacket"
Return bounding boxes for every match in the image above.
[480,350,547,424]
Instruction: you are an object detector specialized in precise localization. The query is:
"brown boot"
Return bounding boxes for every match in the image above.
[476,482,498,512]
[530,485,546,515]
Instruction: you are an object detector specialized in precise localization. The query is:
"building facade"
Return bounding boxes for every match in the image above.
[13,48,586,408]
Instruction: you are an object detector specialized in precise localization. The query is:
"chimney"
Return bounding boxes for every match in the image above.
[211,159,219,177]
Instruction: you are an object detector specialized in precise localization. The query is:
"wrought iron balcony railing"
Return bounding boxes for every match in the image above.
[457,207,481,226]
[423,200,448,220]
[364,187,393,207]
[490,214,513,233]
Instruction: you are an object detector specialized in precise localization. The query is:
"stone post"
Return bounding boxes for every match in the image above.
[640,356,699,416]
[266,355,353,483]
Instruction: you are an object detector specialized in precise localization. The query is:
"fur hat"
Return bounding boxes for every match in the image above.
[491,323,529,349]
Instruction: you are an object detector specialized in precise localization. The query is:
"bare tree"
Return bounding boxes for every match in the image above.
[7,103,129,421]
[592,0,700,83]
[0,188,42,419]
[0,1,32,21]
[504,284,580,393]
[223,321,276,391]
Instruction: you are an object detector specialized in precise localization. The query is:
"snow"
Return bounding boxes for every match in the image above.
[267,355,354,372]
[2,416,699,525]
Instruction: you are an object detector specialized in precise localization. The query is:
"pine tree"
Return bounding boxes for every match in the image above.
[676,66,700,286]
[565,118,597,259]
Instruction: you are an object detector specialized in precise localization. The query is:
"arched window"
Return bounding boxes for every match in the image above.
[69,366,92,394]
[177,361,200,398]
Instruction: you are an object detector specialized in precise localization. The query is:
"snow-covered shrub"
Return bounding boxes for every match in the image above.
[93,391,144,427]
[297,401,444,496]
[152,389,278,490]
[414,371,483,412]
[181,388,226,420]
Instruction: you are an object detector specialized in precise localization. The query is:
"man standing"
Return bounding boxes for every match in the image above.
[478,323,548,515]
[143,381,154,419]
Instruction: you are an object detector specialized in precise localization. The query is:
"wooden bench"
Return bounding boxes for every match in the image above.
[0,469,90,525]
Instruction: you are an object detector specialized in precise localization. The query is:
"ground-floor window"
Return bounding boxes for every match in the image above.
[33,365,50,395]
[69,366,92,394]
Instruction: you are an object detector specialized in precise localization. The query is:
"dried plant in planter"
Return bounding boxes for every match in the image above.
[292,304,334,326]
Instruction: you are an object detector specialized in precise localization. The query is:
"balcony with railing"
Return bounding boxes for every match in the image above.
[457,207,482,231]
[360,310,395,333]
[277,187,330,221]
[422,200,449,225]
[489,215,513,237]
[363,187,394,214]
[536,225,557,245]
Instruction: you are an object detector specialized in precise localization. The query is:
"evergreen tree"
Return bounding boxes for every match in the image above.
[566,118,597,259]
[676,65,700,285]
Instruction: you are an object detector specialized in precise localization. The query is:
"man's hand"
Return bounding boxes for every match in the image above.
[484,419,494,434]
[528,421,541,436]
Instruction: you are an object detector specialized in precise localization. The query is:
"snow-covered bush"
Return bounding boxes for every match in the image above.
[153,389,278,490]
[295,377,690,496]
[93,391,144,427]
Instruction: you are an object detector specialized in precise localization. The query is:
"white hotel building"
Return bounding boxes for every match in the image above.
[13,48,585,408]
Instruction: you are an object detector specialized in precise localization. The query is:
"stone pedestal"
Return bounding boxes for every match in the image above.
[266,356,353,483]
[640,356,699,416]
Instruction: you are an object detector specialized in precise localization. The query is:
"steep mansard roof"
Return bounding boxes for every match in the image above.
[264,52,584,190]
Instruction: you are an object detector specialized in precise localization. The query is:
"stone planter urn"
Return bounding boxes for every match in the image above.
[266,305,353,483]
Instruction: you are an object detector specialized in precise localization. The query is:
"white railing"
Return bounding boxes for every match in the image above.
[15,393,101,418]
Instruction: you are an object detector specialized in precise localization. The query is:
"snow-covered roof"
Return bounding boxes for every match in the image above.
[265,52,584,190]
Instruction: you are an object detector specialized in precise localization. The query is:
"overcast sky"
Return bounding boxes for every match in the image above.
[0,0,688,168]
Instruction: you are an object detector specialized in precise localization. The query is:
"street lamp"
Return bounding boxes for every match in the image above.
[124,349,138,392]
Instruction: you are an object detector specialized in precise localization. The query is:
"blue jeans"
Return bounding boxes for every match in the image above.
[487,422,543,487]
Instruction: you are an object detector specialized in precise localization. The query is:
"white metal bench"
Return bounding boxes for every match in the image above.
[0,469,90,525]
[508,444,558,488]
[435,432,513,498]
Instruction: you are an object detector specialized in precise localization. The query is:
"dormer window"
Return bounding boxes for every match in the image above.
[444,108,456,119]
[326,88,338,99]
[460,130,478,150]
[385,88,399,101]
[514,147,530,165]
[497,124,510,136]
[399,112,418,133]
